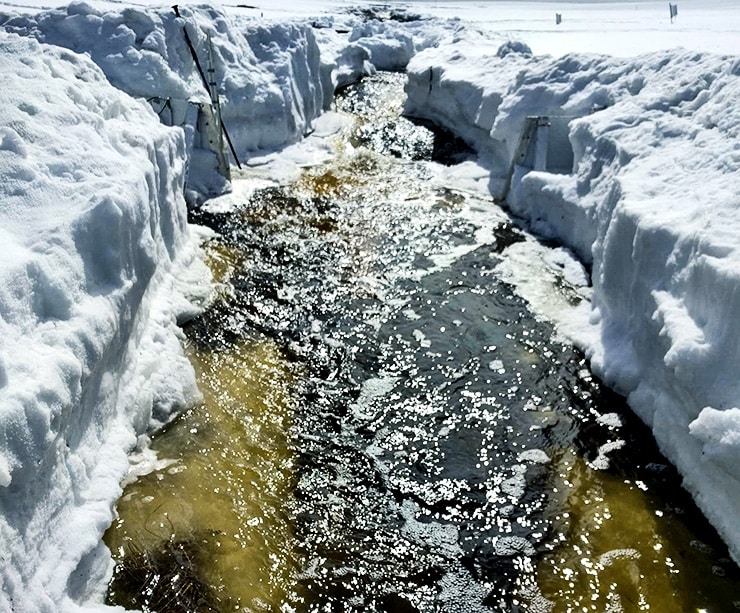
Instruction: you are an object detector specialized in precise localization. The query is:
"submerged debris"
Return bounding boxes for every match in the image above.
[106,534,223,613]
[491,221,526,253]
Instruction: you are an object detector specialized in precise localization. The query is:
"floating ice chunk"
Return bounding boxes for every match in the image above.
[488,359,505,373]
[350,376,399,420]
[438,569,492,612]
[588,439,626,470]
[121,440,179,487]
[518,584,555,613]
[401,500,461,557]
[403,308,421,320]
[518,449,551,464]
[598,548,641,567]
[500,464,527,500]
[597,412,623,429]
[413,329,431,348]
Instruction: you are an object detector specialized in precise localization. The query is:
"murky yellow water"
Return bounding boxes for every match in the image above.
[296,151,379,198]
[204,240,244,287]
[534,450,737,612]
[104,260,302,610]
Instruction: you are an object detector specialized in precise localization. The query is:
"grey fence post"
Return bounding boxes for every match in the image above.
[669,3,678,23]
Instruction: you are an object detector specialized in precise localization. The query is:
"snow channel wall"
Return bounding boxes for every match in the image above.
[405,30,740,563]
[0,3,333,203]
[0,33,209,611]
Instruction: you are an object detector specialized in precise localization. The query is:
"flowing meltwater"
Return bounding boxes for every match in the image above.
[104,73,740,612]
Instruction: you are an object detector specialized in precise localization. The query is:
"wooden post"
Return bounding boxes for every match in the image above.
[533,117,550,172]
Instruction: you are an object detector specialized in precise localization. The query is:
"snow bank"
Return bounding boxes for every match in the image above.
[0,3,331,200]
[406,27,740,562]
[0,32,209,610]
[0,2,450,200]
[306,6,452,92]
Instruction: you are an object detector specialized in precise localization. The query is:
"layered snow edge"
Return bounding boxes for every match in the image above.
[405,29,740,563]
[0,33,211,610]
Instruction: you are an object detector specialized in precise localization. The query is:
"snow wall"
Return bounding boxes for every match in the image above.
[0,32,208,610]
[3,1,740,608]
[0,3,330,203]
[0,2,445,204]
[405,27,740,564]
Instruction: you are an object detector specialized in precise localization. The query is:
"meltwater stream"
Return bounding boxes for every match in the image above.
[105,73,740,612]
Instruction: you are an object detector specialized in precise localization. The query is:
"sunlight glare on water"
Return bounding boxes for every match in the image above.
[534,447,740,612]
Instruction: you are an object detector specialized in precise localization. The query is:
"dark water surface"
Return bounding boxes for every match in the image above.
[105,73,740,612]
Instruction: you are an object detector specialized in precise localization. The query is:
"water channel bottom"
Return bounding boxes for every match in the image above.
[104,73,740,612]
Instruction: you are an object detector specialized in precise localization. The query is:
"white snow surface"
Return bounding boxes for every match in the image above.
[2,0,740,609]
[0,31,209,610]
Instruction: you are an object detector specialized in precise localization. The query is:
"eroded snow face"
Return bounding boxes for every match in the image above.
[106,73,740,612]
[0,25,207,605]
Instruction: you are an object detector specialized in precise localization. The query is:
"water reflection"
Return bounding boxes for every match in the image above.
[539,447,740,612]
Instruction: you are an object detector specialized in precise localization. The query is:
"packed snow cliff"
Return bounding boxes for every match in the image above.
[0,32,208,610]
[2,1,740,609]
[0,3,329,202]
[405,28,740,564]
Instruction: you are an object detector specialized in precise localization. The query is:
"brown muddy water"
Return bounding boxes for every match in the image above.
[104,73,740,612]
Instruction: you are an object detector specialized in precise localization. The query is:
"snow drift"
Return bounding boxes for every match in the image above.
[0,32,210,610]
[405,27,740,563]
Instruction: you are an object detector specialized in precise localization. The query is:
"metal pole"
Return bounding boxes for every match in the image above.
[172,5,242,169]
[207,35,242,169]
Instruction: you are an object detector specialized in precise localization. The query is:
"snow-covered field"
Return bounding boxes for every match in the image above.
[1,0,740,609]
